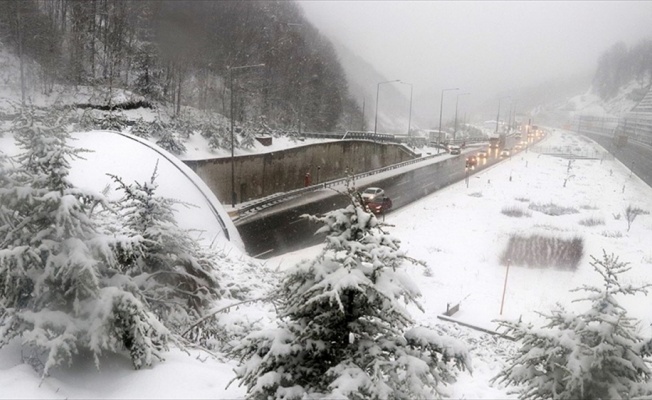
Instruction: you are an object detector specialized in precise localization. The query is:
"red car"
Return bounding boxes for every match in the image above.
[466,155,477,168]
[364,196,393,215]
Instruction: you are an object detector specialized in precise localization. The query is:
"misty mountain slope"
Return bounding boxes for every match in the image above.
[330,39,415,133]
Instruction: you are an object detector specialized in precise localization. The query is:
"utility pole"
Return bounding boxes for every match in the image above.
[361,97,365,131]
[438,87,458,153]
[229,63,265,207]
[374,80,400,135]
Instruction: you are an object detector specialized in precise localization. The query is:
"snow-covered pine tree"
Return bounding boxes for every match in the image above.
[207,119,231,150]
[155,130,186,155]
[0,150,12,236]
[108,165,220,334]
[493,251,652,400]
[230,185,471,399]
[0,108,170,375]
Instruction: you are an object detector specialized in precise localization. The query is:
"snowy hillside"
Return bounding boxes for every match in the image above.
[2,128,651,398]
[566,78,651,118]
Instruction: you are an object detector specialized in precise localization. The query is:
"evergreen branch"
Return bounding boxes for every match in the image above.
[181,296,278,338]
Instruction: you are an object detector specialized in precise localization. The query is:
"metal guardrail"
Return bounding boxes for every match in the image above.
[233,149,452,221]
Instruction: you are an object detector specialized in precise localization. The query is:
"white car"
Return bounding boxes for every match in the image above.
[361,187,385,201]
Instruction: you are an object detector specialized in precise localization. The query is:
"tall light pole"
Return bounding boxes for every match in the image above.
[453,92,470,141]
[508,100,517,133]
[495,96,510,136]
[374,80,400,135]
[438,87,458,153]
[229,63,265,207]
[400,81,413,136]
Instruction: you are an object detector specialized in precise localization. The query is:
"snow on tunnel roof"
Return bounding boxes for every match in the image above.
[1,130,244,253]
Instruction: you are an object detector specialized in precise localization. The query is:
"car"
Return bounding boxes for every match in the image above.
[361,187,385,201]
[465,155,477,167]
[477,150,488,158]
[500,149,511,158]
[448,145,461,155]
[364,196,392,215]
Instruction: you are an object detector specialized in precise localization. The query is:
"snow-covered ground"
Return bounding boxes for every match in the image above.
[1,128,651,398]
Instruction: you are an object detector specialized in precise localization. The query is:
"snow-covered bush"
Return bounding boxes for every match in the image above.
[494,251,652,399]
[0,110,170,375]
[501,205,532,218]
[500,234,583,269]
[528,202,579,216]
[75,108,129,132]
[107,166,221,333]
[129,117,151,139]
[625,204,649,232]
[206,120,231,151]
[230,185,471,399]
[155,130,186,155]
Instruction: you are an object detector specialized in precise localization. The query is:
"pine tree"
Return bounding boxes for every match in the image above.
[107,166,221,333]
[0,108,170,375]
[230,185,470,399]
[493,251,652,400]
[0,150,12,238]
[155,130,186,155]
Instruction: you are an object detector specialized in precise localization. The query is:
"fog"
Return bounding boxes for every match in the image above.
[299,1,652,123]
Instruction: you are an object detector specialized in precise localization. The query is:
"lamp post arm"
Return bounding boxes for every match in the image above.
[374,80,400,135]
[374,82,381,135]
[228,63,265,208]
[408,84,413,136]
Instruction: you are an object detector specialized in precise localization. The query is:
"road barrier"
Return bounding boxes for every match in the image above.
[233,149,452,220]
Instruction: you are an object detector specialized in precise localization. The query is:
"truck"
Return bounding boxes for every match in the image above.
[488,135,505,149]
[489,136,500,149]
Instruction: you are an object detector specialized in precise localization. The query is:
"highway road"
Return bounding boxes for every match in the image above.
[236,136,526,259]
[582,131,652,187]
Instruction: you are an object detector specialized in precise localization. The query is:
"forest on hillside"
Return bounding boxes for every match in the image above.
[0,0,363,133]
[593,39,652,101]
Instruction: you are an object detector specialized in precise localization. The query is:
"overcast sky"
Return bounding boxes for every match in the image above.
[299,1,652,108]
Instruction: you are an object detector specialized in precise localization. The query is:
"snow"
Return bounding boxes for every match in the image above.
[178,132,340,161]
[569,79,650,118]
[1,128,652,398]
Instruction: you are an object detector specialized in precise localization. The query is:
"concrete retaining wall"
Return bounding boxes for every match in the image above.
[183,140,417,204]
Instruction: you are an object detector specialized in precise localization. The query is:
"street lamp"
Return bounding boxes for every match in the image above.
[374,80,401,135]
[508,100,517,133]
[438,87,458,153]
[495,96,511,136]
[453,92,470,141]
[399,81,413,136]
[229,63,265,207]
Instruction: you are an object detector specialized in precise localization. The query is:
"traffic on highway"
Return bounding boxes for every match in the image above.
[236,130,547,258]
